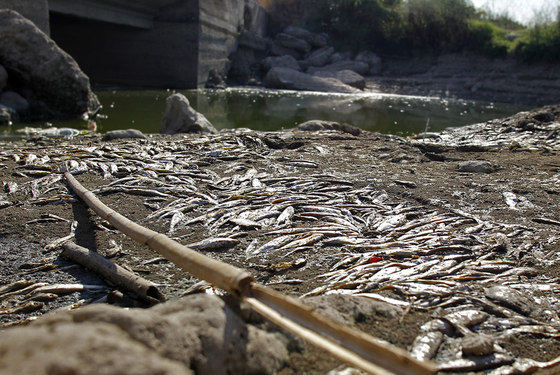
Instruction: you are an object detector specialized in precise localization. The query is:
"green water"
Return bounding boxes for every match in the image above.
[7,88,529,137]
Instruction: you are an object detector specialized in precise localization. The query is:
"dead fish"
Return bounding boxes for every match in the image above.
[276,206,295,226]
[168,211,185,234]
[279,233,324,250]
[410,331,443,361]
[33,283,106,294]
[186,237,240,251]
[23,292,58,302]
[484,286,535,316]
[229,218,262,229]
[443,309,489,328]
[0,301,44,315]
[0,280,35,296]
[252,235,295,255]
[438,353,515,372]
[492,356,560,375]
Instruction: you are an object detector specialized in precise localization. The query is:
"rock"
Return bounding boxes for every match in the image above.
[265,67,359,94]
[308,60,370,76]
[461,334,495,357]
[0,64,7,92]
[262,55,301,72]
[237,30,268,51]
[329,52,354,64]
[274,33,311,54]
[457,160,496,173]
[102,129,147,141]
[0,91,29,113]
[205,69,227,89]
[161,93,218,135]
[0,10,100,120]
[303,46,335,68]
[229,47,257,84]
[0,294,289,375]
[283,26,328,48]
[355,51,382,75]
[269,43,303,60]
[313,70,365,90]
[298,120,362,136]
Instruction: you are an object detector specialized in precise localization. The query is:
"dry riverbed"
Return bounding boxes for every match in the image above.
[0,105,559,374]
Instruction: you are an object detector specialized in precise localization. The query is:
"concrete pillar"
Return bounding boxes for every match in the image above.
[0,0,50,34]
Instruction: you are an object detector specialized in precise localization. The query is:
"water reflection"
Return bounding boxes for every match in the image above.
[8,88,529,137]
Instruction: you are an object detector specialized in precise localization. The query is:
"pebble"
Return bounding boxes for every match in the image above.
[461,333,495,356]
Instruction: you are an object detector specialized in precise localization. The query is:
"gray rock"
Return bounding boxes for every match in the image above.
[237,30,268,51]
[313,69,365,90]
[102,129,147,141]
[298,120,362,136]
[461,334,495,357]
[0,64,7,92]
[457,160,496,173]
[0,91,29,113]
[265,67,359,94]
[269,43,303,60]
[262,55,301,72]
[275,32,311,54]
[308,60,370,76]
[0,294,289,375]
[304,46,335,68]
[161,93,218,135]
[355,51,383,75]
[0,10,100,119]
[329,52,354,64]
[229,47,257,84]
[283,26,328,48]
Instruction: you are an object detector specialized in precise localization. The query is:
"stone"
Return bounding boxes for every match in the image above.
[237,30,268,51]
[229,47,258,84]
[161,93,218,135]
[329,52,354,64]
[102,129,147,141]
[262,55,301,72]
[461,334,495,357]
[313,69,366,90]
[265,67,359,94]
[0,10,100,120]
[283,26,328,48]
[0,294,289,375]
[0,64,7,92]
[298,120,362,136]
[304,46,335,68]
[308,60,370,76]
[269,42,303,60]
[355,51,383,75]
[0,105,14,125]
[457,160,496,173]
[274,32,311,54]
[0,91,29,113]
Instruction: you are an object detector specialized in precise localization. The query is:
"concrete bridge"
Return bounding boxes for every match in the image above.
[0,0,267,88]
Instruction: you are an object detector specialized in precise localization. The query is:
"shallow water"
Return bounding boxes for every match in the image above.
[7,88,530,137]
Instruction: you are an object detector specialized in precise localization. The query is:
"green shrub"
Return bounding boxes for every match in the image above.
[467,19,512,58]
[513,23,560,62]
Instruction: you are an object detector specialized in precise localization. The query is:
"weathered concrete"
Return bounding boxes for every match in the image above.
[0,0,49,34]
[44,0,267,88]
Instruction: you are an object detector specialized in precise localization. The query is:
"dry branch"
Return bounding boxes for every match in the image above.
[64,172,436,375]
[61,241,165,305]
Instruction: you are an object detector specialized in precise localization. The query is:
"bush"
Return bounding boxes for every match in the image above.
[467,19,512,58]
[514,23,560,62]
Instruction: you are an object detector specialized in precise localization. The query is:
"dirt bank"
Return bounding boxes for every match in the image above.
[0,104,559,374]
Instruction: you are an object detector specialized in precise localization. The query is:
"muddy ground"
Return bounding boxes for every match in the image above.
[0,104,559,374]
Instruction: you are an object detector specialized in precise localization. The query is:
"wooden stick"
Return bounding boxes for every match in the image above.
[61,241,165,305]
[64,172,436,375]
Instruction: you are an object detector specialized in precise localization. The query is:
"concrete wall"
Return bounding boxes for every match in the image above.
[0,0,50,34]
[198,0,267,86]
[50,0,200,88]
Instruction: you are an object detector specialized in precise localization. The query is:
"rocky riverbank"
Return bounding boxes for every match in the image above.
[0,104,559,374]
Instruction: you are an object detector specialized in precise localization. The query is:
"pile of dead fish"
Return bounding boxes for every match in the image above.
[0,130,559,374]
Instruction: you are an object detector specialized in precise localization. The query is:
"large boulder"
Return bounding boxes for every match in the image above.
[0,10,100,120]
[303,46,335,68]
[312,69,366,90]
[161,93,218,135]
[0,294,289,375]
[308,60,370,76]
[262,55,301,72]
[0,91,29,113]
[274,33,311,54]
[265,67,359,93]
[355,51,383,75]
[283,26,328,48]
